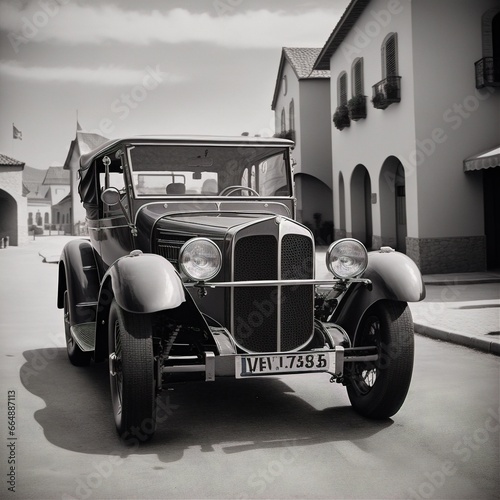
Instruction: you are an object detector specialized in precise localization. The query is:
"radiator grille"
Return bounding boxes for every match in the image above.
[233,233,314,352]
[280,235,314,351]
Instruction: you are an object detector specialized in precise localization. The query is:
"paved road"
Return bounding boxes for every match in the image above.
[0,240,499,500]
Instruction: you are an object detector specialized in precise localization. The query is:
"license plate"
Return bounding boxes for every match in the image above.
[236,352,331,378]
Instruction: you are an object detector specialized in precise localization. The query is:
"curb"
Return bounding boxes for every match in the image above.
[414,323,500,356]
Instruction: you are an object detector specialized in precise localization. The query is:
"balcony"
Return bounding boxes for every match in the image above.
[371,76,401,109]
[475,57,500,89]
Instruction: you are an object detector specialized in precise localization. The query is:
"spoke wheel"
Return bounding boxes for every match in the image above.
[346,300,414,419]
[108,299,156,441]
[64,291,91,366]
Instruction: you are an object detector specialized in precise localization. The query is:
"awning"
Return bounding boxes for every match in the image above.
[464,145,500,171]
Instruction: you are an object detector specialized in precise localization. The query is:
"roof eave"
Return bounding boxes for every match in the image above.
[313,0,371,71]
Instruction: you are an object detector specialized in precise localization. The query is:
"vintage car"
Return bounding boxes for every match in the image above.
[57,135,425,441]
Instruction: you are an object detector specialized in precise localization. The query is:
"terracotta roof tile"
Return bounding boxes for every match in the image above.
[283,47,331,79]
[0,153,25,167]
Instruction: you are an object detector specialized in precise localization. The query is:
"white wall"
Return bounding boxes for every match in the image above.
[329,0,416,239]
[328,0,499,242]
[299,79,333,189]
[411,0,500,238]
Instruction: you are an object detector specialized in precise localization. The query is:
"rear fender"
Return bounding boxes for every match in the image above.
[331,250,425,341]
[57,238,100,327]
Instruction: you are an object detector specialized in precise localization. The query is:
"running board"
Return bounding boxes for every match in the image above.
[70,323,95,352]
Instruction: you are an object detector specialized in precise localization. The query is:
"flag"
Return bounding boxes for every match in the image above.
[13,124,22,140]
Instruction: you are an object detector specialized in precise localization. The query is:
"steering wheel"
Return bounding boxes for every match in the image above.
[219,185,260,196]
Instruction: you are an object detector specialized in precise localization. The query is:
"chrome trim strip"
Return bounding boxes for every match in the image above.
[185,278,370,288]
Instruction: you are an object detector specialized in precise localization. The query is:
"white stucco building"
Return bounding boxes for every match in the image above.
[272,48,334,243]
[0,153,28,246]
[313,0,500,273]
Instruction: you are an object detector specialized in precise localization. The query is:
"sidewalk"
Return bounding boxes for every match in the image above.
[12,236,500,356]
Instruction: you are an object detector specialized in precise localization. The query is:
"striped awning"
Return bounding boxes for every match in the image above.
[464,145,500,171]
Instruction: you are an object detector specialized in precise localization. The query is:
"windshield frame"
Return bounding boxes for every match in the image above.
[125,142,293,199]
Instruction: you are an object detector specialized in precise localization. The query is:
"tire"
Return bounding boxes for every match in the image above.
[108,299,156,441]
[346,300,414,419]
[64,291,92,367]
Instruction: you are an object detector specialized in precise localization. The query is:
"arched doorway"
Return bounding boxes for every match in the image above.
[351,164,372,249]
[295,173,334,244]
[379,156,407,252]
[0,190,18,246]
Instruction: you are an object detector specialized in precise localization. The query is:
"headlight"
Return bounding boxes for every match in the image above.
[179,238,222,281]
[326,238,368,279]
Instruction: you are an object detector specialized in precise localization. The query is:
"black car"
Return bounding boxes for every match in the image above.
[58,135,425,441]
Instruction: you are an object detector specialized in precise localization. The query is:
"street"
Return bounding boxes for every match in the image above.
[0,239,499,500]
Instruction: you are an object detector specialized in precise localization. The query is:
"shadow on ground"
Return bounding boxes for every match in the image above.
[21,347,392,463]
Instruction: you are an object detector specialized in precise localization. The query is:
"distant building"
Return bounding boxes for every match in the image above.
[0,153,28,246]
[43,166,70,205]
[313,0,500,272]
[52,193,72,234]
[271,47,333,243]
[63,128,108,235]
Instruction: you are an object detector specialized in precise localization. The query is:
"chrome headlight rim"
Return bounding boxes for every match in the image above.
[326,238,368,279]
[179,237,222,282]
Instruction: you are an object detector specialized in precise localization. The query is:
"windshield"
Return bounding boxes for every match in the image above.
[128,144,291,197]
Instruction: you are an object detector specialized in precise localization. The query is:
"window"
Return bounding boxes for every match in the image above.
[289,99,295,139]
[382,33,398,78]
[281,108,286,133]
[476,9,500,88]
[44,213,49,224]
[352,58,364,96]
[337,72,348,106]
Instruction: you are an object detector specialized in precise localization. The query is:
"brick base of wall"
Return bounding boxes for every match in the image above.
[406,236,487,274]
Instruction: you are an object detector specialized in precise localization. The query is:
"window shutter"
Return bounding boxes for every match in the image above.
[338,73,347,105]
[385,34,397,76]
[353,59,363,95]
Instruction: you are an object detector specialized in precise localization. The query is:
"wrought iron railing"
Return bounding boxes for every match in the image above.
[475,57,500,89]
[371,76,401,109]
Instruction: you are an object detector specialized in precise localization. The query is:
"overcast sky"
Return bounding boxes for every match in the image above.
[0,0,349,170]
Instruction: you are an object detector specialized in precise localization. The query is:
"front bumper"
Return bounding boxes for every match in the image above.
[161,345,378,382]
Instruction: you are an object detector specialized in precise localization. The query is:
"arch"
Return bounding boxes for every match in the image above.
[481,9,500,58]
[0,189,19,246]
[338,171,346,240]
[337,71,348,106]
[350,165,372,248]
[379,156,407,252]
[295,173,333,244]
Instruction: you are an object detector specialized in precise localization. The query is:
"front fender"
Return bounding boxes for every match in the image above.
[331,250,425,338]
[103,250,186,313]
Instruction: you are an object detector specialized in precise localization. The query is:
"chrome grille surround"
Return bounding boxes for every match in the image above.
[231,217,314,353]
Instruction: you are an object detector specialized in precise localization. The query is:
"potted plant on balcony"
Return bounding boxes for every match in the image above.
[372,92,388,110]
[384,82,400,102]
[347,95,367,121]
[333,105,350,130]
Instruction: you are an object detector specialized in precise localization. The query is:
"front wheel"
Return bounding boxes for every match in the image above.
[346,300,414,419]
[108,299,156,441]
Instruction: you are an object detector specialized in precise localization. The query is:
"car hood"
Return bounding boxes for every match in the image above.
[135,203,282,248]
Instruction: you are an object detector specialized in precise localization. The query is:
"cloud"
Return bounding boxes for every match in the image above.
[0,60,186,86]
[0,2,341,49]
